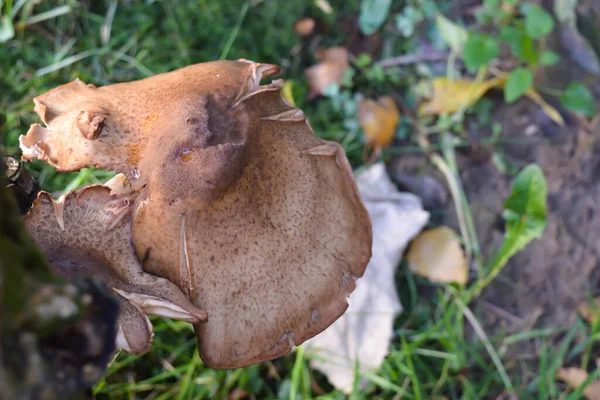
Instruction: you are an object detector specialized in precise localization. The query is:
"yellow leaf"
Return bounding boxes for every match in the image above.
[282,80,296,107]
[418,77,505,116]
[525,88,565,126]
[578,298,600,325]
[557,368,600,400]
[357,97,400,153]
[406,226,468,285]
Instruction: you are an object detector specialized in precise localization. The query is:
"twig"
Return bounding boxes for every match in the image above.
[377,51,451,68]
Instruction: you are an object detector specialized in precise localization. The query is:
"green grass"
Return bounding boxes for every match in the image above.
[1,1,598,399]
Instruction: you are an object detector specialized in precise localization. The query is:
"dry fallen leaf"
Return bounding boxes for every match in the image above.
[418,76,565,126]
[295,17,316,37]
[418,77,505,116]
[357,96,400,160]
[525,88,565,126]
[557,367,600,399]
[304,163,429,393]
[305,47,349,98]
[406,226,468,285]
[577,298,600,325]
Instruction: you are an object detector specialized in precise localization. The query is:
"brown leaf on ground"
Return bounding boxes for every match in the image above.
[294,18,315,37]
[305,47,349,98]
[577,298,600,325]
[406,226,468,285]
[357,96,400,160]
[556,368,600,399]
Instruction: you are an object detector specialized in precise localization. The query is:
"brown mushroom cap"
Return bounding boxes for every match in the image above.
[19,60,373,368]
[23,186,208,354]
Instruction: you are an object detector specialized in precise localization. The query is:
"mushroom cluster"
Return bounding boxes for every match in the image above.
[19,60,372,369]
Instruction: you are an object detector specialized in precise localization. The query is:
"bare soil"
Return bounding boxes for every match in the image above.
[388,22,600,365]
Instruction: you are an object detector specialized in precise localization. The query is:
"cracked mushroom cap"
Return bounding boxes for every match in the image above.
[19,60,373,368]
[23,185,207,355]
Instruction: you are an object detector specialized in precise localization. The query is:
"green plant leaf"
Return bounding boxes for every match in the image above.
[540,51,560,66]
[395,5,423,37]
[436,13,468,53]
[496,164,547,267]
[560,82,596,116]
[469,164,548,304]
[505,68,533,103]
[515,35,539,64]
[499,26,520,43]
[484,0,500,8]
[359,0,392,36]
[525,5,555,39]
[500,26,539,64]
[462,33,499,72]
[356,53,372,68]
[0,15,15,43]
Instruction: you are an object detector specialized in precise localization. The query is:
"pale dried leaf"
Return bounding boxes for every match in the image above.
[406,226,468,285]
[357,96,400,152]
[557,367,600,399]
[295,18,316,37]
[305,47,349,98]
[304,163,429,393]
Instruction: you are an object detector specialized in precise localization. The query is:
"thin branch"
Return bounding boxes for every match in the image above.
[376,52,451,68]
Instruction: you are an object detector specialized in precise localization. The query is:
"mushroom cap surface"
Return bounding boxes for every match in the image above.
[19,60,373,369]
[23,186,207,354]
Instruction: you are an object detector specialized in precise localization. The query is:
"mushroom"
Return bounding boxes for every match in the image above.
[23,185,207,354]
[20,59,373,368]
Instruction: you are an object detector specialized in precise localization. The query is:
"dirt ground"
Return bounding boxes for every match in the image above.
[387,17,600,366]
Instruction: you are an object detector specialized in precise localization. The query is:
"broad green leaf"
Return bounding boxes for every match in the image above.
[495,164,547,266]
[560,82,596,116]
[462,33,499,72]
[525,5,555,39]
[436,13,468,53]
[540,51,560,66]
[514,34,539,64]
[505,68,533,103]
[500,26,538,63]
[499,26,520,43]
[359,0,392,36]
